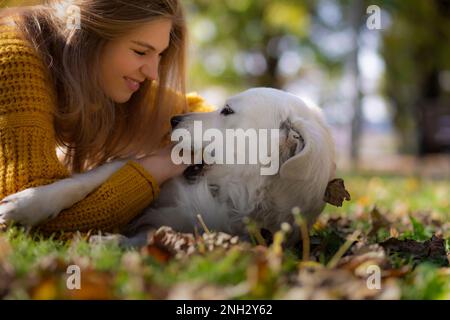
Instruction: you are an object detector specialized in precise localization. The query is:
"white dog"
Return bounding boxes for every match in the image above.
[0,88,336,247]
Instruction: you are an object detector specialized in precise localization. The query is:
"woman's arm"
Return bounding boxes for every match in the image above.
[0,26,160,234]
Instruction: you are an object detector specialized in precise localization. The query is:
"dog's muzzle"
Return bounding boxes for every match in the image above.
[171,115,206,181]
[183,163,205,182]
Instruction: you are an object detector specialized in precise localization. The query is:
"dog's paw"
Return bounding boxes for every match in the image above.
[0,187,60,226]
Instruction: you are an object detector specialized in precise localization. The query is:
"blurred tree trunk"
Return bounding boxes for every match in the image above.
[382,0,450,155]
[257,34,282,89]
[349,0,364,166]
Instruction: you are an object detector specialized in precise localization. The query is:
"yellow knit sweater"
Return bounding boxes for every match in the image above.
[0,24,215,234]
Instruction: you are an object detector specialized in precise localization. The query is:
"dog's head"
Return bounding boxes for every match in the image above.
[171,88,336,231]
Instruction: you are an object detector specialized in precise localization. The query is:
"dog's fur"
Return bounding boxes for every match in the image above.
[0,88,336,247]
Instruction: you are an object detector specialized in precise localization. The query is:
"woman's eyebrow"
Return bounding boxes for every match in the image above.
[131,40,167,52]
[131,40,155,50]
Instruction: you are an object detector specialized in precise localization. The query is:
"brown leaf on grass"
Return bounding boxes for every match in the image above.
[326,217,355,237]
[337,243,388,271]
[29,257,115,299]
[26,256,68,300]
[336,242,411,278]
[381,266,411,278]
[380,234,448,262]
[427,235,448,258]
[166,281,249,300]
[0,235,11,260]
[368,207,391,238]
[0,237,14,298]
[324,178,351,207]
[143,244,173,264]
[65,269,115,300]
[284,267,401,300]
[0,265,13,298]
[142,226,196,262]
[142,226,241,262]
[390,227,400,238]
[29,276,59,300]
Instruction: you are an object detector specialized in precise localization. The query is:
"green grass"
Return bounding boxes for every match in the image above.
[0,173,449,300]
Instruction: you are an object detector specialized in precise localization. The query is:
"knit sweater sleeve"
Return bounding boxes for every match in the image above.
[0,26,160,233]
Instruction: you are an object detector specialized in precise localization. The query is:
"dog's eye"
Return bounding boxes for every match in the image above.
[220,105,234,116]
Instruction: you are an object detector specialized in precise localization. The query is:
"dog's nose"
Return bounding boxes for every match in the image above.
[170,115,183,129]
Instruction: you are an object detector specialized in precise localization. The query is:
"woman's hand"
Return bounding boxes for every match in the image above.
[135,143,190,186]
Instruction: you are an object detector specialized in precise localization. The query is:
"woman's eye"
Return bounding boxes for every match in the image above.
[220,105,234,116]
[133,50,146,56]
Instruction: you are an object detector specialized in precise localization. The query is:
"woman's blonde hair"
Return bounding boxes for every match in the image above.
[1,0,187,173]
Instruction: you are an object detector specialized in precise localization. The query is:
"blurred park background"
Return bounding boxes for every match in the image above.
[2,0,450,178]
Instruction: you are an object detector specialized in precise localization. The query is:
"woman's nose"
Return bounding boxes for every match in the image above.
[140,62,158,81]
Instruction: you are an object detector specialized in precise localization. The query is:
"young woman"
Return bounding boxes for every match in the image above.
[0,0,213,234]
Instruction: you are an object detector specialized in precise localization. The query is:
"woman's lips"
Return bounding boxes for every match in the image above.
[124,77,140,91]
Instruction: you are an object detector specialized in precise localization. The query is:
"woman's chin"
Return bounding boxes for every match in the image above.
[112,92,133,104]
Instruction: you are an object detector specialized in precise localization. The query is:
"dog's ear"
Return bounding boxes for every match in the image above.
[279,118,315,181]
[281,119,306,159]
[279,116,334,185]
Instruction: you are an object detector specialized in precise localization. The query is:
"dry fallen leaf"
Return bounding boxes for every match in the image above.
[324,178,351,207]
[65,269,115,300]
[368,207,391,238]
[0,266,13,298]
[0,235,11,260]
[143,244,173,264]
[335,241,411,278]
[337,243,388,272]
[142,226,241,262]
[166,281,248,300]
[142,227,196,262]
[30,276,59,300]
[380,234,448,262]
[390,227,400,238]
[284,267,401,300]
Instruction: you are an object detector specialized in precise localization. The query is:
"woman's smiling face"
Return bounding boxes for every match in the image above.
[99,18,172,103]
